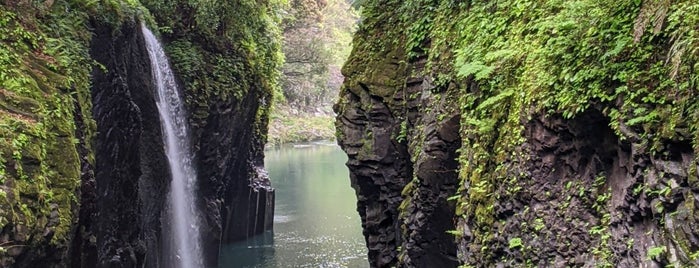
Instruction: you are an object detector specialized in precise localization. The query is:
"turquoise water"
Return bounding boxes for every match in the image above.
[218,142,368,268]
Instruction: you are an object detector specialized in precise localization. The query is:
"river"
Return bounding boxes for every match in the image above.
[218,142,369,267]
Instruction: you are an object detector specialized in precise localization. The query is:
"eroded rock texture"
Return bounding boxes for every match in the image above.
[337,1,699,267]
[453,110,699,267]
[0,1,278,267]
[336,62,461,267]
[193,67,275,263]
[89,20,168,267]
[86,18,275,268]
[335,15,461,265]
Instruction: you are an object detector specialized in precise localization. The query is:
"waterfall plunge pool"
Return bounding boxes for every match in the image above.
[218,142,368,267]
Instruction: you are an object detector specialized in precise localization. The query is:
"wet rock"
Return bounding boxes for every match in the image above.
[83,18,275,268]
[89,20,167,268]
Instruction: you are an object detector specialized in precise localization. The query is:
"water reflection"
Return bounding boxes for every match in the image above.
[219,231,275,267]
[218,142,368,268]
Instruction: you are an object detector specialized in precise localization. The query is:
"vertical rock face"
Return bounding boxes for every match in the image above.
[83,1,281,265]
[0,1,280,267]
[335,75,410,266]
[453,109,699,267]
[84,1,282,266]
[0,2,93,267]
[335,55,461,267]
[85,8,280,267]
[89,20,168,267]
[192,73,275,265]
[337,1,699,267]
[69,91,98,268]
[139,2,282,265]
[468,110,699,267]
[335,6,460,265]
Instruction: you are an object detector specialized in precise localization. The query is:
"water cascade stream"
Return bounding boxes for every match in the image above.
[142,24,203,268]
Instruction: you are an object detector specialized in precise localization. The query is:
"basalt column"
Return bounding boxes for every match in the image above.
[334,10,460,265]
[89,20,169,267]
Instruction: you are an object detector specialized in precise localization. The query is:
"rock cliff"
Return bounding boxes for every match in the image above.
[0,1,281,267]
[336,1,699,267]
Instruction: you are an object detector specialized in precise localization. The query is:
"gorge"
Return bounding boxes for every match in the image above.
[2,0,699,268]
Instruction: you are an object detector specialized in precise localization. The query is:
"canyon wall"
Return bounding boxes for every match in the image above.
[0,0,281,267]
[336,1,699,266]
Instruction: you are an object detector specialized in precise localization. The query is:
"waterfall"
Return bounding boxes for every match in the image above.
[142,24,203,268]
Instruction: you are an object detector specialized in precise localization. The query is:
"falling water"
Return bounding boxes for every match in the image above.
[142,24,203,268]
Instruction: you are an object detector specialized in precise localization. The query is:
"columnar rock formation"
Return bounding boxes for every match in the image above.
[0,1,280,267]
[336,1,699,267]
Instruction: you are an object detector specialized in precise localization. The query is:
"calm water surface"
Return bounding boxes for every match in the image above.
[219,142,368,268]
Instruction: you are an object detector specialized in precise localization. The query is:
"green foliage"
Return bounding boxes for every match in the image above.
[0,0,96,252]
[396,119,408,143]
[278,0,358,107]
[457,61,494,81]
[690,250,699,261]
[348,0,699,266]
[0,0,286,264]
[647,246,667,260]
[451,0,699,145]
[399,0,438,59]
[412,1,699,264]
[321,0,359,66]
[69,0,154,28]
[267,106,336,145]
[508,237,523,249]
[533,218,545,232]
[445,229,462,238]
[141,0,284,143]
[267,0,357,144]
[349,0,366,10]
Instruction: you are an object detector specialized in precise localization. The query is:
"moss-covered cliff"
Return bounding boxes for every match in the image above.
[140,0,282,264]
[0,2,95,266]
[0,0,281,267]
[336,0,699,266]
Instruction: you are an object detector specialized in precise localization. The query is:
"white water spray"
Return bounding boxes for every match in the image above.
[142,24,203,268]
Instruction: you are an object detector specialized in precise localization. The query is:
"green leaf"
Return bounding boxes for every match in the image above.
[476,89,514,111]
[508,237,523,249]
[626,110,659,126]
[457,61,494,80]
[647,246,666,260]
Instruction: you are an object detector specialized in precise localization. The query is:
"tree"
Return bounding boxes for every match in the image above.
[279,0,357,109]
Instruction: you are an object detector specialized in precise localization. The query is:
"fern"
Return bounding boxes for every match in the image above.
[457,61,494,81]
[476,89,514,112]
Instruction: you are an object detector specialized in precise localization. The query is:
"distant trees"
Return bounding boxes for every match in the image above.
[280,0,357,110]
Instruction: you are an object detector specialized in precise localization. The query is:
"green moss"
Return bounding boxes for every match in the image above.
[0,0,98,253]
[1,1,283,264]
[140,0,283,140]
[357,130,375,160]
[508,237,523,249]
[442,0,696,263]
[347,0,699,265]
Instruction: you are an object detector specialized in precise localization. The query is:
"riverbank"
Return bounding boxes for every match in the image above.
[266,104,336,146]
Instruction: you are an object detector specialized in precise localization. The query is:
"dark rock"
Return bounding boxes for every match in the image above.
[336,24,460,266]
[88,20,168,268]
[337,9,699,266]
[81,17,276,268]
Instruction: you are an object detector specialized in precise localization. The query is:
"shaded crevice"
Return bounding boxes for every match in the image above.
[68,91,97,268]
